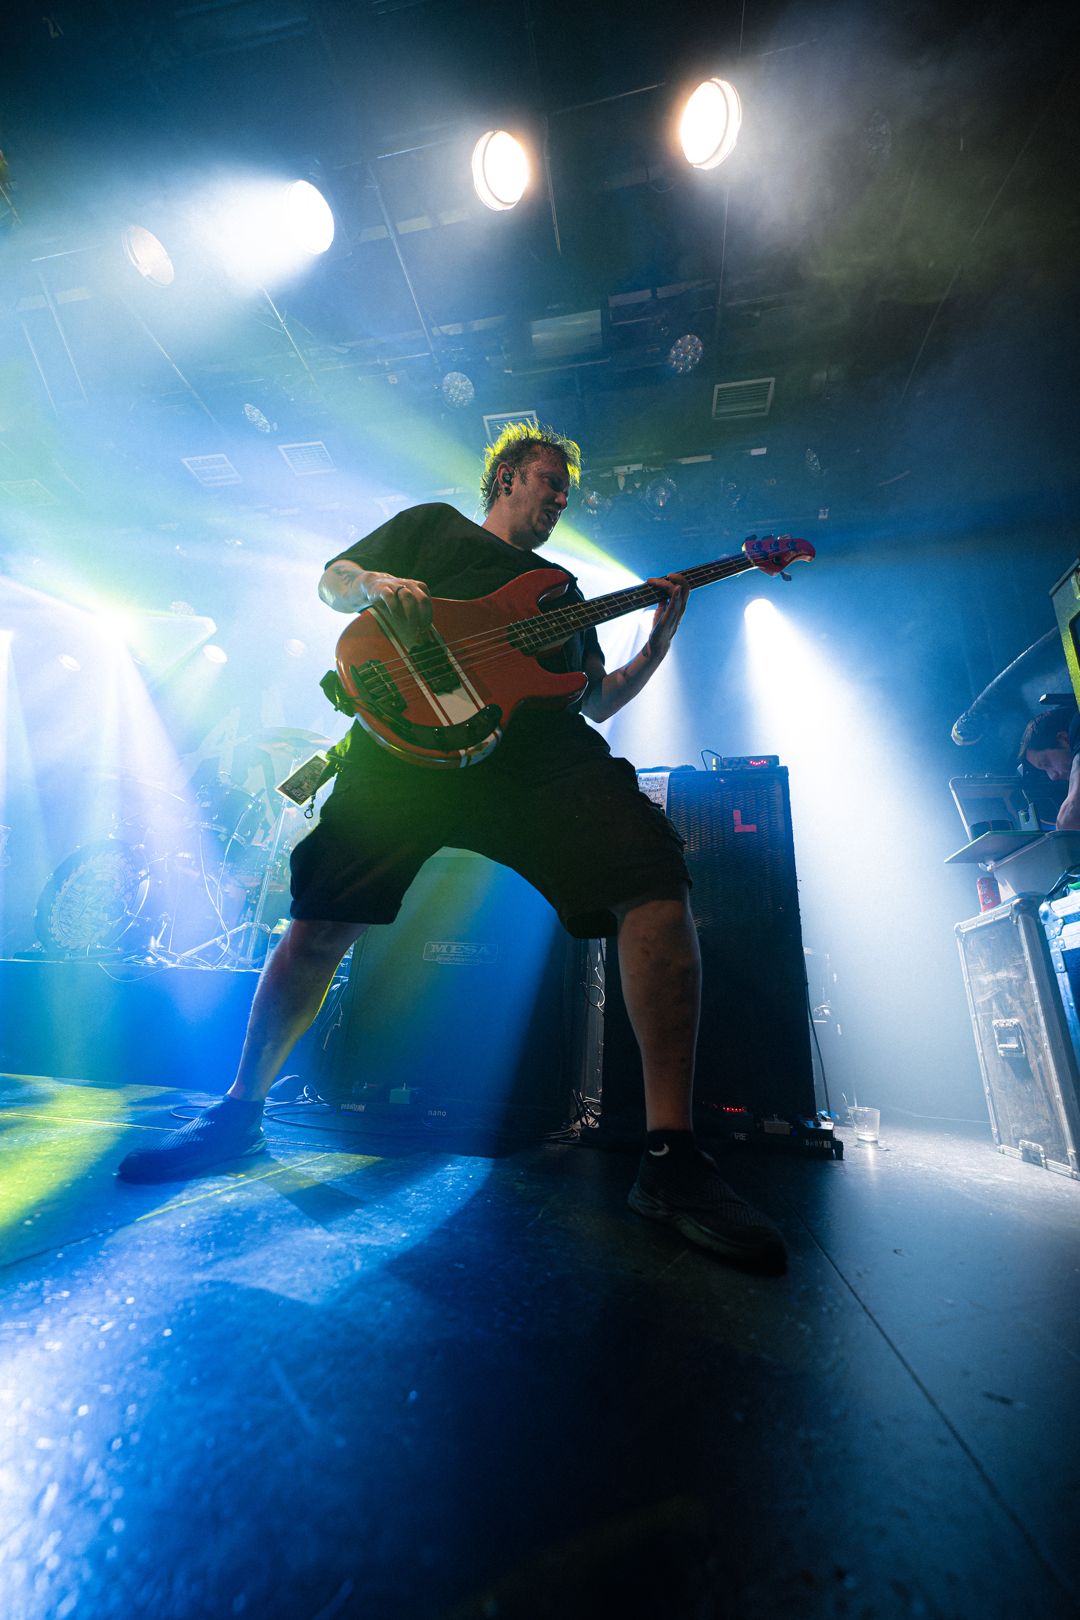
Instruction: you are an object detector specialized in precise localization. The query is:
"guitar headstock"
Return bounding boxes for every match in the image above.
[742,534,816,577]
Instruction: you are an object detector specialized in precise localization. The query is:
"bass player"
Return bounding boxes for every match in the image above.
[117,422,787,1274]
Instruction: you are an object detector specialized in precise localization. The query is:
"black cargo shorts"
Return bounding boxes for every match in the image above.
[290,730,689,939]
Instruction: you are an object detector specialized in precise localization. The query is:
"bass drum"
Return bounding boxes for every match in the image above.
[193,780,265,849]
[35,839,169,956]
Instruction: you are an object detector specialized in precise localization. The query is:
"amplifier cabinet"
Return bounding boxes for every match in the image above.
[956,898,1080,1178]
[322,850,573,1135]
[599,767,816,1139]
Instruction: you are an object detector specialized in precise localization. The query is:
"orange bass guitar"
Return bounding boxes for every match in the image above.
[333,532,815,768]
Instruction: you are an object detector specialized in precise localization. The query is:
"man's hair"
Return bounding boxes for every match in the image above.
[479,421,581,513]
[1018,705,1076,760]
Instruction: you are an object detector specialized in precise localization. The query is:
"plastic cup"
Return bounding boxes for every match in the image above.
[851,1106,880,1144]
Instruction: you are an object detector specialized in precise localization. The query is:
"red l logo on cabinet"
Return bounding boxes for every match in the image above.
[733,808,758,834]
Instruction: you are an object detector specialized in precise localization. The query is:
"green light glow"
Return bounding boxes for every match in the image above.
[0,1078,155,1240]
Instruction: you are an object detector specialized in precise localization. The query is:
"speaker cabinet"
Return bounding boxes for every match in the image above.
[599,767,816,1138]
[322,850,574,1135]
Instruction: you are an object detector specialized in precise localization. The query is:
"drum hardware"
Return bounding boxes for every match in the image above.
[33,829,251,965]
[96,772,188,812]
[193,778,265,847]
[227,797,302,968]
[163,830,248,967]
[168,778,304,967]
[143,815,295,970]
[35,744,325,965]
[233,727,332,760]
[198,731,330,836]
[168,916,259,967]
[94,772,190,843]
[234,744,341,963]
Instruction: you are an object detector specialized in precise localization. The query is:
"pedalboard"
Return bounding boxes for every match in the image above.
[697,1104,843,1158]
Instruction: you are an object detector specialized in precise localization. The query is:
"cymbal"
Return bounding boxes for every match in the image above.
[94,772,188,809]
[233,728,332,754]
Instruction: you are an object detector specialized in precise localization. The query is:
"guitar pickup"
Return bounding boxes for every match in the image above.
[350,661,406,715]
[410,639,462,695]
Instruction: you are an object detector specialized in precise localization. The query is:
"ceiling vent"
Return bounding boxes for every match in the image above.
[278,441,336,476]
[711,377,775,421]
[0,479,56,505]
[482,410,539,443]
[182,454,242,487]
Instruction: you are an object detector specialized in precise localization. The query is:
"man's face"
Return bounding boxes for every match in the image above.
[1027,732,1072,780]
[504,449,570,547]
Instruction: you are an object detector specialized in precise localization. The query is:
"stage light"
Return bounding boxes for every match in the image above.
[644,476,678,515]
[282,179,334,255]
[96,609,139,649]
[668,334,704,374]
[744,597,777,630]
[679,78,742,171]
[122,224,175,287]
[243,402,277,433]
[207,177,334,285]
[471,131,530,212]
[441,371,476,408]
[202,644,228,664]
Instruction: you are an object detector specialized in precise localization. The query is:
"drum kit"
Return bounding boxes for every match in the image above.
[33,730,331,968]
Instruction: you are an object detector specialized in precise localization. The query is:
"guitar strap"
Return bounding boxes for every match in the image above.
[319,667,356,716]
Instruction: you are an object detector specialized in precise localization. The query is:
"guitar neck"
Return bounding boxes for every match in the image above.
[510,551,755,648]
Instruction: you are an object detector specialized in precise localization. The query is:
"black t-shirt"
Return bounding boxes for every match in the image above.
[325,502,609,767]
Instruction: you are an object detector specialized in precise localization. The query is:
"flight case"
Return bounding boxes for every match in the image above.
[956,897,1080,1178]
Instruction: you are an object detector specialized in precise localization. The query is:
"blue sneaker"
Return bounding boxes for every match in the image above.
[117,1097,267,1184]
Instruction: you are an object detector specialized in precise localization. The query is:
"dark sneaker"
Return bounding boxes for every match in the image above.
[629,1144,787,1273]
[117,1097,267,1184]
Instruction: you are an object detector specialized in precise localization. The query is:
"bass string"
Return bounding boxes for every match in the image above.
[367,636,579,711]
[359,588,660,681]
[351,554,754,687]
[352,560,732,697]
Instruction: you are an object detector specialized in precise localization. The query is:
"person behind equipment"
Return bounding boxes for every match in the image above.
[1018,706,1080,830]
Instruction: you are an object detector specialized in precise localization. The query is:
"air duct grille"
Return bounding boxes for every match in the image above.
[278,441,336,476]
[182,454,242,487]
[482,410,539,443]
[711,377,775,421]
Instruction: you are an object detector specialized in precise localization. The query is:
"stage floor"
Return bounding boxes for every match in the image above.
[1,1075,1078,1620]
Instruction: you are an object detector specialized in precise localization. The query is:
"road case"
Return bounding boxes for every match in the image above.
[956,897,1080,1178]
